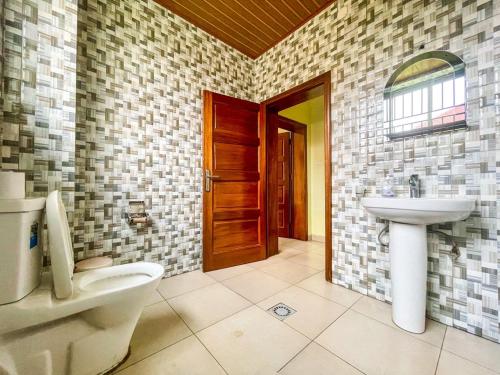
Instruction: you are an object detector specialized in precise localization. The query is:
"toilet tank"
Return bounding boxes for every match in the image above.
[0,172,46,305]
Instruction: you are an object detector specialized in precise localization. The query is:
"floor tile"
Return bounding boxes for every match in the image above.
[168,283,251,332]
[279,342,362,375]
[205,264,253,281]
[281,240,316,251]
[296,273,362,307]
[315,310,440,375]
[121,302,191,368]
[116,336,225,375]
[287,252,325,270]
[145,290,164,306]
[278,237,295,247]
[435,350,497,375]
[275,247,304,259]
[197,306,309,374]
[258,286,347,339]
[222,270,290,303]
[443,326,500,373]
[157,270,216,299]
[351,296,446,347]
[260,260,319,284]
[248,256,287,269]
[307,243,326,255]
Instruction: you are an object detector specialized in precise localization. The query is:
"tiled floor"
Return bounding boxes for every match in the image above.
[113,238,500,375]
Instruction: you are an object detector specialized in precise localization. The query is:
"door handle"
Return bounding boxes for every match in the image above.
[205,169,220,192]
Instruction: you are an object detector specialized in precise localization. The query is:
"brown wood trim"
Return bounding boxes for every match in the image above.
[202,90,214,271]
[262,71,333,282]
[276,115,307,134]
[276,116,308,241]
[290,130,308,241]
[265,113,279,256]
[323,74,332,282]
[262,75,326,110]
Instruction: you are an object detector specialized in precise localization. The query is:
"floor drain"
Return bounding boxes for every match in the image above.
[267,303,296,321]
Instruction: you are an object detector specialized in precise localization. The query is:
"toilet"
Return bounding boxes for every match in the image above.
[0,191,164,375]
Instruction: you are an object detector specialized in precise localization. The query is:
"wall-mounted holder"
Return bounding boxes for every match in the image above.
[127,201,150,225]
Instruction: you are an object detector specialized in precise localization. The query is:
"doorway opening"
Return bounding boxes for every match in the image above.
[262,73,332,280]
[201,73,331,279]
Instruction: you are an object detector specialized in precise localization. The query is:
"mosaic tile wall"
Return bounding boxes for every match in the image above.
[0,0,78,253]
[75,0,254,276]
[1,0,498,343]
[255,0,500,342]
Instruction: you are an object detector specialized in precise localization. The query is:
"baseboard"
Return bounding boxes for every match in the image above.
[308,234,325,242]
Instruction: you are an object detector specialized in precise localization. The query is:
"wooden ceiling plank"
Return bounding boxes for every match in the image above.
[262,0,297,28]
[171,0,265,52]
[153,0,336,59]
[179,0,267,48]
[223,0,283,40]
[204,0,277,45]
[295,0,317,14]
[259,0,335,55]
[279,0,304,22]
[310,0,322,9]
[164,0,262,56]
[244,0,291,34]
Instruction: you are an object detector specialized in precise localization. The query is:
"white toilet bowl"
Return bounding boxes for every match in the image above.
[0,191,164,375]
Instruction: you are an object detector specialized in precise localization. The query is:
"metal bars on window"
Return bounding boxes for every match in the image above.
[383,51,467,140]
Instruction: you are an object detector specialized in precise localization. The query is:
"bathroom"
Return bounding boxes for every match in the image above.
[0,0,499,374]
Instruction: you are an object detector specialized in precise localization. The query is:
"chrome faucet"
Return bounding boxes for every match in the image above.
[409,174,420,198]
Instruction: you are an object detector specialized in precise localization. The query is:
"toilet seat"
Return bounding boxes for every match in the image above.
[0,191,164,375]
[0,262,164,336]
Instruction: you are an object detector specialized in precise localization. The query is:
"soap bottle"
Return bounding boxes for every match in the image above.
[382,176,395,197]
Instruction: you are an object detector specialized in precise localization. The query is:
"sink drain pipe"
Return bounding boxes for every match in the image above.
[377,225,460,260]
[377,224,390,247]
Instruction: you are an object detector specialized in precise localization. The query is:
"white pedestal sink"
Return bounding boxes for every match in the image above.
[361,197,475,333]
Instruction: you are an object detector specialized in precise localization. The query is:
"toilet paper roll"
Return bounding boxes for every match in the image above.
[0,171,25,199]
[131,216,149,224]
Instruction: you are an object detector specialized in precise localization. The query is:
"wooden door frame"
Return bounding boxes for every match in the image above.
[260,72,332,281]
[276,116,308,241]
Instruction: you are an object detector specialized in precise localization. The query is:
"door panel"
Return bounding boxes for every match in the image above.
[277,132,291,238]
[215,105,259,139]
[214,143,258,171]
[203,91,266,271]
[213,182,259,209]
[213,219,260,254]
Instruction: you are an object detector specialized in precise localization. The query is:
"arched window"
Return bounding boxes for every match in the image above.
[384,51,467,140]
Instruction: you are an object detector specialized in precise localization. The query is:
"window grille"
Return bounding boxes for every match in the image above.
[384,51,467,140]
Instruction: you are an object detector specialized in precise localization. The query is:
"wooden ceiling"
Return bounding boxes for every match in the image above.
[155,0,335,59]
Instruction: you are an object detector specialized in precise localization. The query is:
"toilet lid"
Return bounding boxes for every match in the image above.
[46,190,74,299]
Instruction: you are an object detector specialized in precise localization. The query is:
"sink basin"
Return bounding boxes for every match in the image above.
[361,196,475,334]
[361,197,475,225]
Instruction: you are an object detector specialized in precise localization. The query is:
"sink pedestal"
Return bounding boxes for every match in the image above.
[390,222,427,333]
[361,197,475,334]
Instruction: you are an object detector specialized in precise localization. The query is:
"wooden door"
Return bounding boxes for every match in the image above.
[276,116,308,241]
[290,131,307,240]
[277,132,291,237]
[203,91,266,271]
